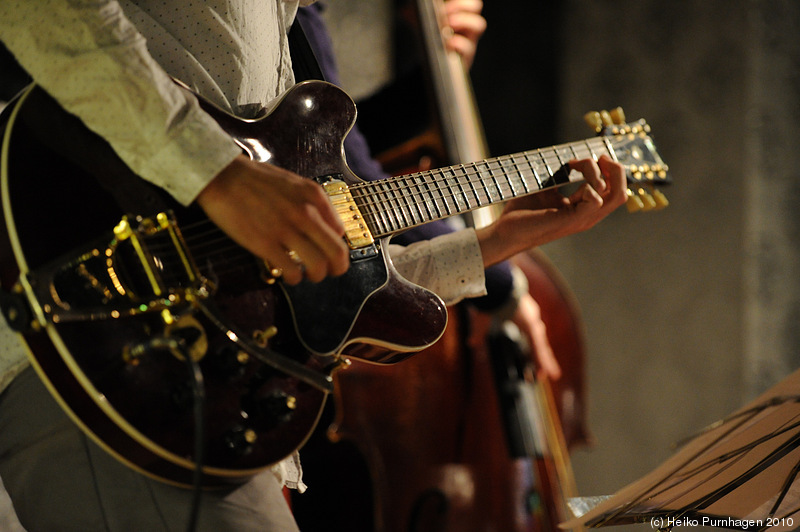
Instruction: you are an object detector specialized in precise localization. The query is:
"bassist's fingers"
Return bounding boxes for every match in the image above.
[568,158,606,193]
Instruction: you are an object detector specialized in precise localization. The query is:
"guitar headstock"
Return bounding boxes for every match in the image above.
[585,108,671,213]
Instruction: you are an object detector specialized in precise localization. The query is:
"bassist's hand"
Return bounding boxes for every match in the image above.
[197,154,350,285]
[444,0,486,69]
[476,155,627,267]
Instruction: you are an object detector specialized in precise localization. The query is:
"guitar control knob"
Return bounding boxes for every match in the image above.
[224,425,258,456]
[209,344,249,379]
[243,391,297,429]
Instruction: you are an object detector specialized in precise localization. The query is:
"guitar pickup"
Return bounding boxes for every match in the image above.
[320,176,375,250]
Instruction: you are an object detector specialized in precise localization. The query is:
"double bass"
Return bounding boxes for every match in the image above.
[292,1,591,529]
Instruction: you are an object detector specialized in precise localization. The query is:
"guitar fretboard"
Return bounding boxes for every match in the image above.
[350,136,614,237]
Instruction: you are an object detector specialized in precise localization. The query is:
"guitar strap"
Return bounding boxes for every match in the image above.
[288,10,326,83]
[10,86,171,217]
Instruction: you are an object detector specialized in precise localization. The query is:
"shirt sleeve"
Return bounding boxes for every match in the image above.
[0,0,241,206]
[389,228,486,306]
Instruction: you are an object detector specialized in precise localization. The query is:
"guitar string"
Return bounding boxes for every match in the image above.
[349,137,607,210]
[346,139,610,235]
[134,138,616,270]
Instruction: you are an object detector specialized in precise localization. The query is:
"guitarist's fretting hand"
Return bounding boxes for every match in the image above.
[197,154,350,285]
[476,155,628,268]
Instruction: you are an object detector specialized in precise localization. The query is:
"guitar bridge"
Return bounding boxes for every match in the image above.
[22,211,211,325]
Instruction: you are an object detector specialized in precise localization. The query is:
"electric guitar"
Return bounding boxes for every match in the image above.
[0,80,669,487]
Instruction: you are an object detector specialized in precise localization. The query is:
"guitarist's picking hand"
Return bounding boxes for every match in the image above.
[197,154,350,285]
[476,155,627,268]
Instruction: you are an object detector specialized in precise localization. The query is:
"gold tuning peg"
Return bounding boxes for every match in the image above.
[638,188,658,211]
[626,189,644,213]
[600,110,613,126]
[584,111,603,132]
[652,189,669,209]
[609,107,626,125]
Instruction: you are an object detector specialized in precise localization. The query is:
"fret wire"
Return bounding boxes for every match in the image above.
[407,175,428,223]
[476,161,491,204]
[398,176,419,226]
[549,147,567,169]
[467,162,485,207]
[498,157,517,197]
[369,183,390,233]
[381,181,401,232]
[399,177,417,226]
[377,181,394,232]
[395,178,414,228]
[445,166,463,212]
[553,146,566,169]
[568,142,579,162]
[372,182,392,232]
[457,164,472,210]
[390,178,411,228]
[453,166,472,211]
[485,160,504,202]
[522,152,543,189]
[514,154,531,194]
[423,171,445,220]
[538,149,554,182]
[574,140,594,160]
[443,166,457,211]
[465,163,484,207]
[411,174,433,222]
[355,186,384,235]
[601,137,615,160]
[432,168,451,216]
[510,156,526,196]
[498,158,515,198]
[413,173,436,223]
[483,163,495,205]
[584,139,598,161]
[570,141,589,160]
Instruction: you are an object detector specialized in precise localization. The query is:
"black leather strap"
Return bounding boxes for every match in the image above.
[288,15,326,82]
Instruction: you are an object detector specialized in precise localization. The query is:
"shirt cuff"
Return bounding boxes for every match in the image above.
[389,228,486,306]
[139,102,242,205]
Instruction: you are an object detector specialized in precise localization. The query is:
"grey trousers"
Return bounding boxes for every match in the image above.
[0,367,301,532]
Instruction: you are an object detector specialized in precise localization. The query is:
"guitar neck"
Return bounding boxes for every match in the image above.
[350,136,614,238]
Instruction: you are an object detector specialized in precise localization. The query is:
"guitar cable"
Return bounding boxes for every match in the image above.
[135,335,207,532]
[183,349,206,532]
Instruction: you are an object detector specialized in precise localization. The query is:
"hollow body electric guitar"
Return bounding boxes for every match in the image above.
[0,81,669,487]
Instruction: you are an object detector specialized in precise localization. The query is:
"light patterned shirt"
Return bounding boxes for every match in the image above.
[0,0,485,425]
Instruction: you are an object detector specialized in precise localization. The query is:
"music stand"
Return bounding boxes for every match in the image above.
[562,369,800,531]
